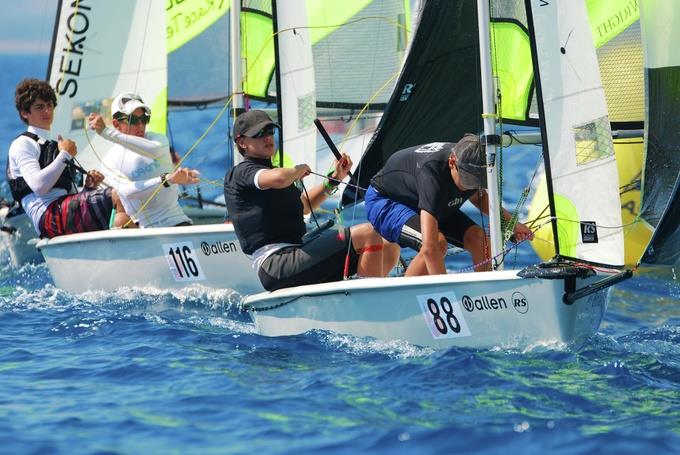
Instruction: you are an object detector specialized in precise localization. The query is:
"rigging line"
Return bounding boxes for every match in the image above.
[171,94,234,170]
[243,15,407,94]
[307,171,367,192]
[459,217,554,273]
[194,177,224,188]
[337,70,400,152]
[111,1,155,201]
[277,15,410,41]
[130,1,153,97]
[82,125,132,182]
[553,217,643,229]
[299,180,321,231]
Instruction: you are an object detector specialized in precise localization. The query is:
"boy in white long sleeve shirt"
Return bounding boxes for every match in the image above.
[88,92,200,228]
[6,79,129,238]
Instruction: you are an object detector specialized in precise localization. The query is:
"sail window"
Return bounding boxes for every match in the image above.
[573,116,615,166]
[298,93,316,131]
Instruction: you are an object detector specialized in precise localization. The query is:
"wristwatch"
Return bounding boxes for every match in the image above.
[160,173,171,188]
[323,179,338,196]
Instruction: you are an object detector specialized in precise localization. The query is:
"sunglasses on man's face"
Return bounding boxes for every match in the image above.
[116,113,150,126]
[251,124,276,138]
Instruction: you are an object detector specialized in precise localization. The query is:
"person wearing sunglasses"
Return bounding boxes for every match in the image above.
[7,78,130,238]
[224,110,399,292]
[364,134,534,276]
[87,92,200,228]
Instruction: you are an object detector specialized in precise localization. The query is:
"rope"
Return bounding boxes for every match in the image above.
[307,170,367,192]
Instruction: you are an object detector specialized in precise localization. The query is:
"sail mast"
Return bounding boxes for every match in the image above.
[231,0,244,114]
[476,0,503,269]
[271,0,285,167]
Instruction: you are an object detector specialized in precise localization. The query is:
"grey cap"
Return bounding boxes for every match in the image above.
[453,134,487,189]
[234,110,280,138]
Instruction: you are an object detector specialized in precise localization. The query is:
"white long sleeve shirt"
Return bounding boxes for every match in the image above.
[7,125,75,234]
[99,127,190,228]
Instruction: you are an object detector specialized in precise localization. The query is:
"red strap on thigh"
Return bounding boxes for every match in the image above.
[357,244,384,254]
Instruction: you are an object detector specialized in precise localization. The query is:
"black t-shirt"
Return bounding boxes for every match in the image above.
[224,157,306,254]
[370,142,477,220]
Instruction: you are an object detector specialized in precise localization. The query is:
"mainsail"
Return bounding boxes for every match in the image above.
[528,1,649,266]
[271,0,317,168]
[48,1,167,171]
[638,0,680,266]
[527,0,623,266]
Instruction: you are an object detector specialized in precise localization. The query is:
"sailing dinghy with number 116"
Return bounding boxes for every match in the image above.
[34,0,409,294]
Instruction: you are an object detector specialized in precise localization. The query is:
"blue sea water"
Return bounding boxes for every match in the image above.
[2,54,680,455]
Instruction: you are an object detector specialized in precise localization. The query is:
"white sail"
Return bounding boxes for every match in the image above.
[639,1,680,69]
[530,0,624,266]
[48,0,166,172]
[274,0,317,169]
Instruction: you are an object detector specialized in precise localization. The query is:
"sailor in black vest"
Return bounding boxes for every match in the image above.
[224,110,399,292]
[6,78,130,238]
[365,134,534,275]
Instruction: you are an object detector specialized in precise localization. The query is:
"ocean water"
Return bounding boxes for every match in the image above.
[2,54,680,455]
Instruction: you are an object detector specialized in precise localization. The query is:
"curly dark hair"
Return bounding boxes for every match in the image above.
[14,79,57,124]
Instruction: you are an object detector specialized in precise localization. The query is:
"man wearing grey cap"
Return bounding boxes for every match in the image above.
[224,110,399,292]
[365,134,533,275]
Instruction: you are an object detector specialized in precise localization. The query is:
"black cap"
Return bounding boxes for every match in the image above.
[453,134,487,189]
[233,110,280,138]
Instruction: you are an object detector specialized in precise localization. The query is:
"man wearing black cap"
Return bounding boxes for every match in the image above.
[224,110,399,292]
[365,134,533,275]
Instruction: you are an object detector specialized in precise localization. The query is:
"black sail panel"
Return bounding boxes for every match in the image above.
[342,0,482,206]
[640,66,680,265]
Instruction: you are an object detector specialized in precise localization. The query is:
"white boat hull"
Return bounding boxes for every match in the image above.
[37,223,262,295]
[1,212,43,267]
[243,270,609,349]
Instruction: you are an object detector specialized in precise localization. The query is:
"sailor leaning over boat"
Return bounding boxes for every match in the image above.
[224,110,400,292]
[87,92,200,228]
[6,79,130,238]
[365,134,534,275]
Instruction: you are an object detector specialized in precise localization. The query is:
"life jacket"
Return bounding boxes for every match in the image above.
[6,132,77,204]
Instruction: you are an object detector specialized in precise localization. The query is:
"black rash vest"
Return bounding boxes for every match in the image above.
[224,157,306,255]
[370,142,476,220]
[7,132,76,204]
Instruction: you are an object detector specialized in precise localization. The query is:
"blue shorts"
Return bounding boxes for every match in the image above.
[365,186,416,243]
[365,185,476,251]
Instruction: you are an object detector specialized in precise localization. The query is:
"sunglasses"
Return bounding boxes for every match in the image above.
[115,113,150,125]
[250,124,276,138]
